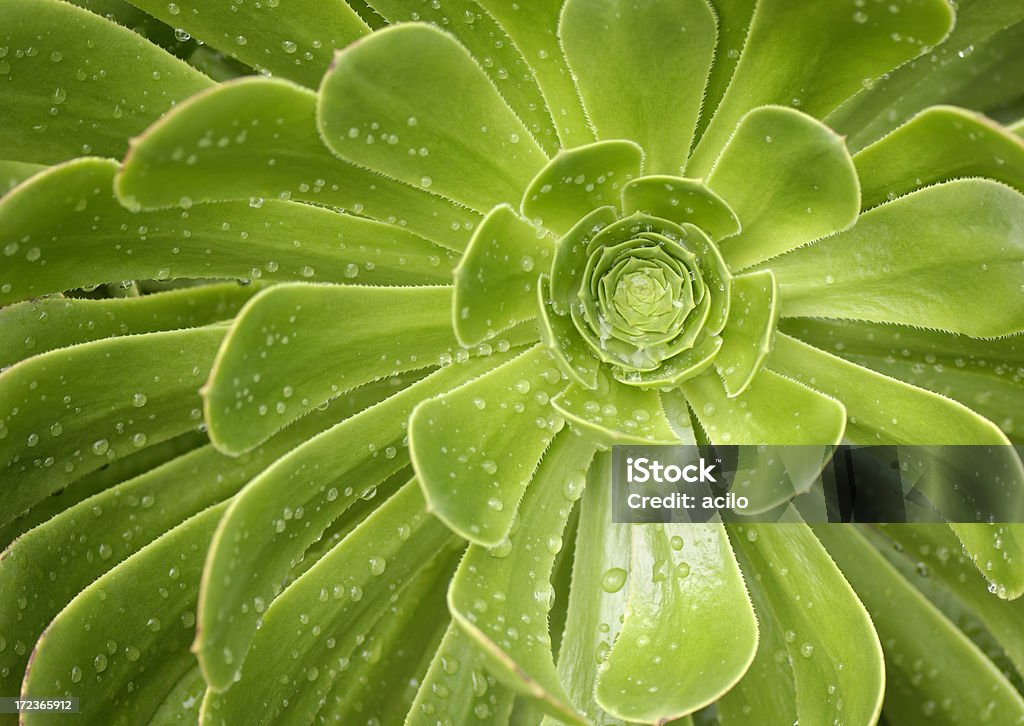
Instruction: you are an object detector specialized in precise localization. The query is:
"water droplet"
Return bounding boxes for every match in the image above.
[601,567,627,593]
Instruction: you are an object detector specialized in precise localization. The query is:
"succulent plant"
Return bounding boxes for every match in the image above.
[2,0,1024,724]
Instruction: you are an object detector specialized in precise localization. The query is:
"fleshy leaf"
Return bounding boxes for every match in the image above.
[621,176,741,242]
[473,0,594,146]
[350,0,558,156]
[411,345,568,546]
[694,0,758,141]
[550,206,620,314]
[201,482,457,725]
[596,523,758,723]
[0,160,46,195]
[0,159,457,306]
[551,368,680,445]
[0,283,257,369]
[768,179,1024,338]
[949,524,1024,601]
[22,502,225,724]
[714,270,779,397]
[612,334,722,389]
[706,106,860,271]
[521,140,643,237]
[854,106,1024,209]
[0,0,214,164]
[405,625,515,726]
[449,430,596,725]
[117,0,368,88]
[203,284,463,454]
[195,359,502,689]
[117,78,479,251]
[1,326,223,525]
[815,525,1024,724]
[560,0,717,175]
[318,23,547,212]
[719,524,884,726]
[537,276,601,391]
[688,0,953,175]
[454,205,551,346]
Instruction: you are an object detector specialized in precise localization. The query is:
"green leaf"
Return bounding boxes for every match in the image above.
[521,141,643,237]
[714,270,779,397]
[815,525,1024,724]
[688,0,953,175]
[203,284,461,454]
[318,23,548,213]
[778,318,1024,443]
[694,0,758,142]
[351,0,558,156]
[0,283,257,369]
[949,524,1024,601]
[22,502,225,725]
[0,0,213,165]
[120,0,367,88]
[405,625,515,726]
[1,326,223,525]
[611,333,722,389]
[551,368,680,445]
[411,345,569,547]
[448,430,596,725]
[550,206,620,315]
[719,524,884,726]
[196,357,508,689]
[117,78,480,251]
[854,106,1024,209]
[0,159,457,306]
[149,665,206,725]
[829,3,1024,150]
[596,523,758,723]
[537,276,601,391]
[705,106,860,271]
[200,481,457,725]
[768,179,1024,338]
[560,0,717,175]
[0,160,46,196]
[454,205,551,346]
[621,176,741,242]
[681,368,846,446]
[473,0,594,147]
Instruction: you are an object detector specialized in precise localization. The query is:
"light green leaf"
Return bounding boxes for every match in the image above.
[121,0,367,88]
[714,270,778,397]
[688,0,953,175]
[538,276,601,391]
[200,482,456,725]
[621,176,740,242]
[454,205,551,346]
[197,357,507,689]
[473,0,594,147]
[705,106,860,271]
[829,4,1024,150]
[0,159,457,306]
[117,78,479,251]
[449,430,596,725]
[854,106,1024,209]
[0,0,213,165]
[778,318,1024,443]
[318,23,547,212]
[203,284,460,454]
[149,666,206,726]
[949,524,1024,601]
[550,206,620,315]
[612,333,722,389]
[560,0,717,175]
[596,523,758,723]
[0,283,257,369]
[0,326,222,525]
[22,502,225,725]
[768,179,1024,338]
[522,141,643,237]
[0,160,46,196]
[549,453,630,725]
[405,625,515,726]
[0,385,377,700]
[551,368,680,445]
[694,0,758,142]
[815,525,1024,724]
[411,345,569,546]
[681,367,846,446]
[1013,117,1024,138]
[719,524,884,726]
[353,0,558,156]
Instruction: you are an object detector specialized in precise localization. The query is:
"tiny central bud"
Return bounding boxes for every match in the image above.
[615,271,667,318]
